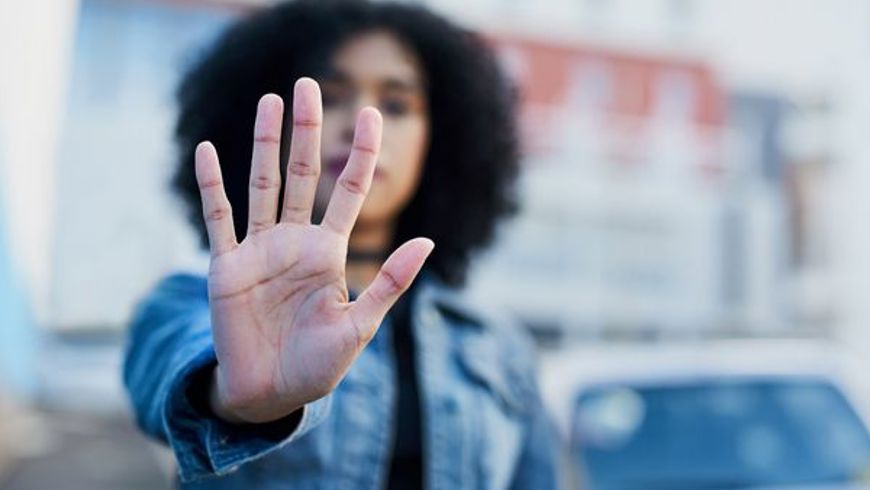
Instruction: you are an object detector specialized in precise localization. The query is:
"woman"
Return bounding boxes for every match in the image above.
[123,1,557,488]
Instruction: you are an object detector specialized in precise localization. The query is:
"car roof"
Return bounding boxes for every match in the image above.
[538,338,869,438]
[540,338,856,384]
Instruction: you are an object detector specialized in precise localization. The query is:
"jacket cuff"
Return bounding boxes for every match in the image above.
[161,337,331,483]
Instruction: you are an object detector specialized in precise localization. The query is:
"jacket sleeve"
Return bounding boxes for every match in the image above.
[121,273,331,483]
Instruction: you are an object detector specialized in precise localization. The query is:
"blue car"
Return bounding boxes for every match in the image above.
[540,340,870,489]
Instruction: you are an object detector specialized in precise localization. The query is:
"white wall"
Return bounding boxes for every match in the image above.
[0,0,80,324]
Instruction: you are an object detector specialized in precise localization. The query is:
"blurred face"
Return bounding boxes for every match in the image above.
[313,30,430,229]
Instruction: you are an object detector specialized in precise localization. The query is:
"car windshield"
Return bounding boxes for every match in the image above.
[573,379,870,489]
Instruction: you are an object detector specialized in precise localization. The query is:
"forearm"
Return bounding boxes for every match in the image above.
[122,277,215,442]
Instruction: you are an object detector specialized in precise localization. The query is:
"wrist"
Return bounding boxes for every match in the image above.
[208,367,304,424]
[208,367,246,423]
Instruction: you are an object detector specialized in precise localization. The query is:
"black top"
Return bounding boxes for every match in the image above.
[385,286,424,489]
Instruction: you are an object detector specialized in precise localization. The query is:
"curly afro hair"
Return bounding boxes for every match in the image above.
[172,0,520,287]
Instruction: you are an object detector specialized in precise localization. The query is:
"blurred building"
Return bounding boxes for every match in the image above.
[424,0,864,348]
[469,38,734,338]
[48,0,231,331]
[458,1,803,340]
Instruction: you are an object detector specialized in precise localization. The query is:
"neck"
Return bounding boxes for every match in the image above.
[346,222,394,293]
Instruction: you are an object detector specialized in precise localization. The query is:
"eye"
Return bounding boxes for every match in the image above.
[380,97,410,116]
[321,85,349,108]
[322,92,342,108]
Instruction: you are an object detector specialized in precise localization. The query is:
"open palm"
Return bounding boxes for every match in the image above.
[195,78,433,424]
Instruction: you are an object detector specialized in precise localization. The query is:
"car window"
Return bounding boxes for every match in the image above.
[572,379,870,489]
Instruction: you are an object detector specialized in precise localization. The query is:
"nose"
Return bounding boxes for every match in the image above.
[340,122,354,145]
[341,93,378,144]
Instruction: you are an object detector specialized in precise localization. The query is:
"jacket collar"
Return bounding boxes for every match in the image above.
[413,269,487,331]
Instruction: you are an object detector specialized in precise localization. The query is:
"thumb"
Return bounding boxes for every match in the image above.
[348,237,434,343]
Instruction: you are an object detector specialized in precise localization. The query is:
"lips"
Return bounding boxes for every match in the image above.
[325,154,384,180]
[325,154,348,177]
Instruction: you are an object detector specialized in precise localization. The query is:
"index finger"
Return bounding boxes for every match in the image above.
[320,107,382,236]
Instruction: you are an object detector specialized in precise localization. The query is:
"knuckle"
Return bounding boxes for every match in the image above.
[205,207,230,222]
[254,134,281,145]
[321,216,347,235]
[288,160,319,178]
[248,219,272,231]
[338,177,367,196]
[366,287,387,307]
[283,203,308,214]
[251,174,280,191]
[352,144,377,156]
[282,204,311,223]
[379,269,404,297]
[293,119,321,130]
[199,179,223,190]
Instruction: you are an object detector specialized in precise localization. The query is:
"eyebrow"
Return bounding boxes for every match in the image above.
[321,68,424,93]
[381,78,423,93]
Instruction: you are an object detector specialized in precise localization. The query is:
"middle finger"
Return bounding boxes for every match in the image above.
[280,77,323,225]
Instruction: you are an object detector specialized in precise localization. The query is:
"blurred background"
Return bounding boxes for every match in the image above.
[3,0,870,488]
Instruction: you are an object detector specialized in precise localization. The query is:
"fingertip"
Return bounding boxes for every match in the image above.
[295,77,321,95]
[196,141,215,160]
[195,142,222,187]
[359,106,383,126]
[396,237,434,255]
[391,238,435,272]
[354,108,382,150]
[415,237,435,256]
[293,78,322,120]
[258,93,284,110]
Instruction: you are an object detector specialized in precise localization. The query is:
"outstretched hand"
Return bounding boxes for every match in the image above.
[195,78,434,424]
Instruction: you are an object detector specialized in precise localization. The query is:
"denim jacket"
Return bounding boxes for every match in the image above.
[123,271,557,489]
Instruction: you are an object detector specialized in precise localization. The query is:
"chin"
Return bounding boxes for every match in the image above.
[356,202,404,227]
